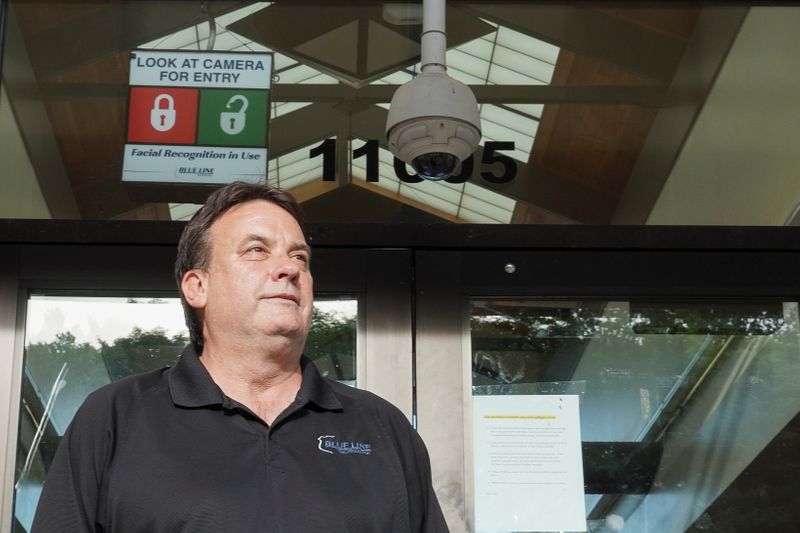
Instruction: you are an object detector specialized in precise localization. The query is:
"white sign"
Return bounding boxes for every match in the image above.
[122,145,266,185]
[129,50,272,89]
[123,50,272,186]
[473,394,587,533]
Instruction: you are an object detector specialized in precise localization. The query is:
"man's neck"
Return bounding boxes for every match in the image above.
[199,340,304,426]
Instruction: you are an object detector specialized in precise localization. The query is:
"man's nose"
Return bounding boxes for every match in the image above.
[271,255,301,281]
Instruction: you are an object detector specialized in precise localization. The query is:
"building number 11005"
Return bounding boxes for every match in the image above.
[308,139,518,184]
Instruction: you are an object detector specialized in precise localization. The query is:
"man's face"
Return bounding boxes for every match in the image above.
[197,200,313,346]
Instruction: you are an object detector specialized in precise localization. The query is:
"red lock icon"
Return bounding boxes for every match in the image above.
[127,87,198,144]
[150,94,177,132]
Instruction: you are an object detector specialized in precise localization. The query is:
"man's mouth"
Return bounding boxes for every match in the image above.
[267,293,299,304]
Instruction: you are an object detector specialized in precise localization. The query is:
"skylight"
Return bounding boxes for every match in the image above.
[145,4,557,224]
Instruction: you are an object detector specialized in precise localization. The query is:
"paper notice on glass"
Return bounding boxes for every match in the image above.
[473,394,586,532]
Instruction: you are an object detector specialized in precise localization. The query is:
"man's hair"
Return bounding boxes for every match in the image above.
[174,181,305,353]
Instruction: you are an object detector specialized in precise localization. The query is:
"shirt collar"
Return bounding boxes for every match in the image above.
[297,356,343,411]
[168,345,342,411]
[168,345,225,408]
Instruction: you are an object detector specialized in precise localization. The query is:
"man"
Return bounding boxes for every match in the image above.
[32,182,448,532]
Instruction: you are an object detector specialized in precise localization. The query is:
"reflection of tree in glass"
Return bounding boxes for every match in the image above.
[25,328,187,389]
[29,313,356,388]
[472,302,797,348]
[469,302,799,385]
[630,303,789,336]
[305,308,357,382]
[100,327,187,381]
[101,313,357,382]
[25,332,106,396]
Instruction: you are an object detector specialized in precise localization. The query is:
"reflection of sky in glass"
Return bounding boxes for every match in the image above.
[314,298,357,320]
[26,296,188,347]
[25,295,356,347]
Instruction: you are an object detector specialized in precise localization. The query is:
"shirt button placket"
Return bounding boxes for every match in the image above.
[263,425,271,466]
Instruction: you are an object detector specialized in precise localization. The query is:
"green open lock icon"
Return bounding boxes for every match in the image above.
[198,89,267,146]
[220,95,248,135]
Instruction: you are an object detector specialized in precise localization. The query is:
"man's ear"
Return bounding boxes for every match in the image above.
[181,269,208,309]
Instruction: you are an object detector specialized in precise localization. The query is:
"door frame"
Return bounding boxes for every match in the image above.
[414,247,800,530]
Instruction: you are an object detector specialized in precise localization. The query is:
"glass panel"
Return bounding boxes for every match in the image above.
[305,298,358,388]
[469,299,800,532]
[13,294,358,532]
[13,295,187,532]
[3,2,800,225]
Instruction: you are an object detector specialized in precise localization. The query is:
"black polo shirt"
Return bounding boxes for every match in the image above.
[32,346,449,532]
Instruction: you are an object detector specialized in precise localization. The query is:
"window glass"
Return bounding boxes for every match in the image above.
[470,299,800,532]
[13,294,358,532]
[305,298,358,387]
[2,2,799,225]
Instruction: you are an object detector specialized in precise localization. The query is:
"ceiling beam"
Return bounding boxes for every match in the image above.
[285,178,338,204]
[268,103,341,158]
[19,1,247,79]
[611,7,749,224]
[350,180,465,223]
[0,0,7,78]
[2,6,80,218]
[38,82,666,107]
[292,84,665,107]
[464,4,687,85]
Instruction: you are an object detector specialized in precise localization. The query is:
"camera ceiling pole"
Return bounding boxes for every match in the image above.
[421,0,447,73]
[385,0,481,181]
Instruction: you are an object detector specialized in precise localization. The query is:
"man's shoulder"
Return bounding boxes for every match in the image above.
[325,379,400,412]
[58,366,172,452]
[79,366,171,418]
[322,379,415,432]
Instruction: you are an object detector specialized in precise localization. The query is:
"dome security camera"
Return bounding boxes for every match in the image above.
[386,71,481,181]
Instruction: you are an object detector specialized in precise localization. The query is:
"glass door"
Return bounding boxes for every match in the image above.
[2,245,413,532]
[13,294,362,531]
[415,250,800,532]
[14,295,189,531]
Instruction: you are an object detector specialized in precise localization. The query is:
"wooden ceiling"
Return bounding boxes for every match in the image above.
[3,1,745,223]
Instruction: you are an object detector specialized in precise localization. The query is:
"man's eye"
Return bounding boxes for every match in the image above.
[292,254,309,263]
[247,246,266,255]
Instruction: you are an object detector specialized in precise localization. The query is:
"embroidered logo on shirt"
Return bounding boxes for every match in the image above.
[317,435,373,456]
